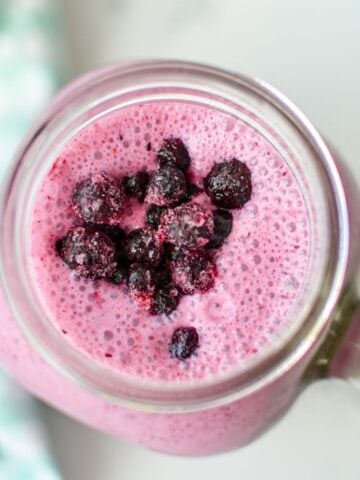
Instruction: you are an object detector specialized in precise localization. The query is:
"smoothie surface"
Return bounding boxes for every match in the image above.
[29,101,310,383]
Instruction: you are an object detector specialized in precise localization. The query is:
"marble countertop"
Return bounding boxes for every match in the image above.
[44,0,360,478]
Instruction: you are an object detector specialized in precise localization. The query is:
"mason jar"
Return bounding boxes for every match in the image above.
[0,61,359,456]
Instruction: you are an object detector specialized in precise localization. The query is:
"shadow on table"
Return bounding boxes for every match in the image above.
[39,401,127,480]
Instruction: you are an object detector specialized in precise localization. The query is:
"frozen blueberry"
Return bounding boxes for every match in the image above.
[56,226,117,279]
[157,137,191,171]
[147,260,181,315]
[162,243,187,265]
[106,257,129,285]
[150,287,180,316]
[145,204,168,228]
[145,165,186,206]
[127,263,155,309]
[169,248,217,295]
[96,224,127,251]
[180,182,202,204]
[168,327,199,360]
[206,209,233,249]
[122,171,150,203]
[55,238,64,255]
[159,203,214,249]
[124,227,163,267]
[203,159,252,209]
[171,182,203,207]
[153,261,173,288]
[72,172,126,224]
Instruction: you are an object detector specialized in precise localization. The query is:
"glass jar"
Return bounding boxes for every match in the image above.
[0,60,358,456]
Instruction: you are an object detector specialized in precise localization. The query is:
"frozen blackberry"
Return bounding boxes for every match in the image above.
[56,226,117,279]
[145,165,186,206]
[150,287,180,316]
[127,263,155,309]
[206,209,233,249]
[124,227,163,267]
[169,248,217,295]
[72,172,126,224]
[145,204,168,228]
[157,137,191,171]
[169,327,199,360]
[159,203,214,249]
[122,171,150,203]
[203,159,252,209]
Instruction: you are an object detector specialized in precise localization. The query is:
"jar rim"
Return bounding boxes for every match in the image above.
[0,60,350,412]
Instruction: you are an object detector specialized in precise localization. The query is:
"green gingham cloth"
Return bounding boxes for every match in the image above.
[0,377,60,479]
[0,0,65,176]
[0,0,65,478]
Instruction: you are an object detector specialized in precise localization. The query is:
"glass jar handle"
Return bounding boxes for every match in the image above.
[330,303,360,388]
[308,285,360,387]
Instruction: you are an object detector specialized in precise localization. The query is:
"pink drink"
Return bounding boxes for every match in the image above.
[0,62,350,455]
[30,102,309,383]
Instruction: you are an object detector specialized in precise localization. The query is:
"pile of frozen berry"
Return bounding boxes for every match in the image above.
[56,138,252,359]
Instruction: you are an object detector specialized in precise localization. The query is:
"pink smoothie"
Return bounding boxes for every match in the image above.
[29,101,310,385]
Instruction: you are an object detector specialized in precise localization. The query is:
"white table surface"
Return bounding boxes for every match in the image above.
[42,1,360,478]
